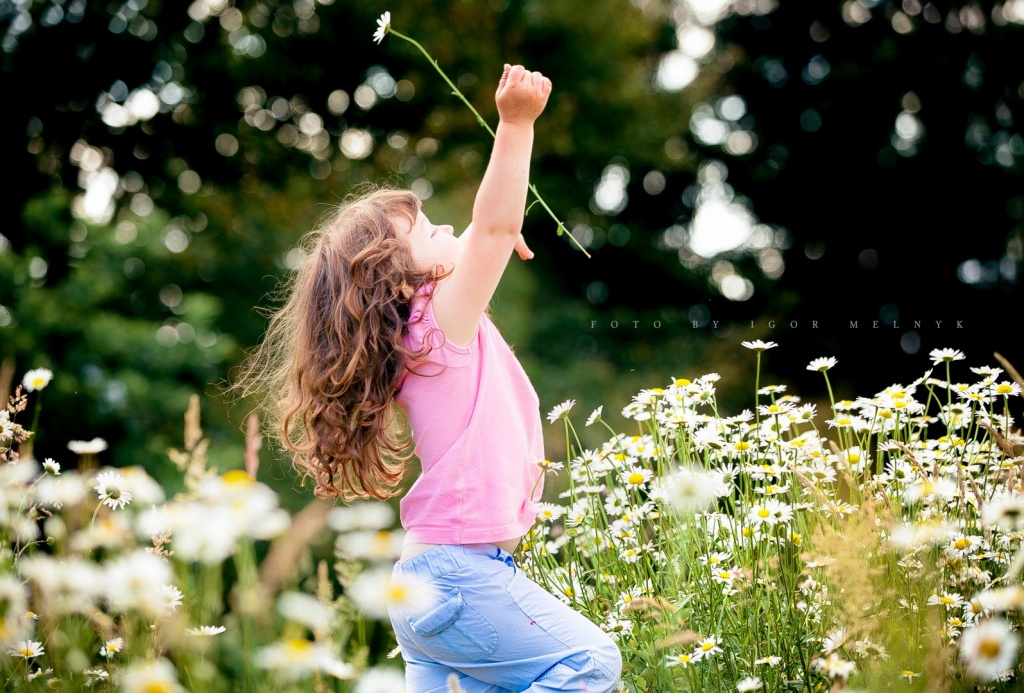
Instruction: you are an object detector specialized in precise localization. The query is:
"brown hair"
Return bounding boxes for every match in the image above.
[231,185,444,500]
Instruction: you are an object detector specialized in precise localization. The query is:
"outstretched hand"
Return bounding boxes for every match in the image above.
[495,64,551,127]
[514,233,534,261]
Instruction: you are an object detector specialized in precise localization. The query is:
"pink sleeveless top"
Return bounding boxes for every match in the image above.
[395,283,544,544]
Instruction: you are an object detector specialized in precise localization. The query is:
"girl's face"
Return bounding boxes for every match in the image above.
[395,210,460,277]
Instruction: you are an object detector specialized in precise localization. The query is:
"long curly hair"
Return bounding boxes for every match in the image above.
[232,186,444,500]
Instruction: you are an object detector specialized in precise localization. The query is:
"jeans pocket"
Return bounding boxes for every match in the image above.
[407,587,499,661]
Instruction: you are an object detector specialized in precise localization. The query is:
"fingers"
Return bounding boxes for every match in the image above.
[498,63,511,90]
[514,233,534,260]
[508,64,527,84]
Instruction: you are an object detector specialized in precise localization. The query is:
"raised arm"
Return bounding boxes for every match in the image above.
[432,64,550,345]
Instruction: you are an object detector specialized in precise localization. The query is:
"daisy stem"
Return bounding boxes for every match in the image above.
[385,28,590,258]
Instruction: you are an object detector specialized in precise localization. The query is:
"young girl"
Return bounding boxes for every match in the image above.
[239,64,622,692]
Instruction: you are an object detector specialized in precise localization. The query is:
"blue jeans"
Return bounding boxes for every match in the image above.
[388,544,623,692]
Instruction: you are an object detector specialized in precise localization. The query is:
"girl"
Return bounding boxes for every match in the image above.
[238,64,622,692]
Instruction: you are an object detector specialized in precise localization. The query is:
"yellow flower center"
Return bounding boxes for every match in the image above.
[19,648,33,656]
[675,378,691,386]
[735,441,751,451]
[387,584,408,602]
[837,418,852,425]
[880,409,893,419]
[627,473,646,485]
[701,642,714,651]
[997,384,1013,394]
[955,538,970,550]
[718,571,731,580]
[940,596,955,605]
[848,454,860,463]
[979,638,1002,659]
[223,470,254,486]
[143,684,172,693]
[285,639,313,660]
[758,509,771,518]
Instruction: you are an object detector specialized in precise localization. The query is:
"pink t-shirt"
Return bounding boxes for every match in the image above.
[395,283,544,545]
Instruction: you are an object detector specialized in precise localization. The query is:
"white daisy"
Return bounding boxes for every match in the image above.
[119,658,186,693]
[806,357,837,372]
[68,438,107,455]
[348,567,437,620]
[585,406,603,427]
[354,666,406,692]
[185,625,227,636]
[41,458,60,475]
[741,340,778,351]
[8,640,44,658]
[372,11,391,44]
[546,399,576,424]
[94,471,132,510]
[959,618,1019,681]
[737,676,763,691]
[100,637,124,658]
[929,348,966,365]
[22,368,53,392]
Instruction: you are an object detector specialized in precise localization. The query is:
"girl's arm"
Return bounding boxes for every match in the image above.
[432,64,549,345]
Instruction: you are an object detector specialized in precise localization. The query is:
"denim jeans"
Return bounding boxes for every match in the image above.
[388,544,623,693]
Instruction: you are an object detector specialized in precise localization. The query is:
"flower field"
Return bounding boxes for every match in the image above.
[2,343,1023,692]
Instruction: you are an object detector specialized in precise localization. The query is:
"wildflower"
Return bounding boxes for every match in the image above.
[993,382,1020,396]
[94,471,132,510]
[8,640,44,658]
[959,618,1019,681]
[666,653,694,668]
[83,668,109,685]
[658,466,717,514]
[100,637,124,658]
[546,399,576,423]
[741,340,778,351]
[185,625,227,636]
[278,591,334,632]
[620,466,653,488]
[353,666,406,692]
[928,592,965,609]
[806,357,837,372]
[372,11,391,44]
[256,638,355,682]
[747,499,793,527]
[536,503,566,522]
[22,368,53,392]
[119,658,186,693]
[349,567,437,619]
[692,635,723,660]
[26,667,53,681]
[327,501,395,532]
[68,437,107,455]
[982,496,1024,531]
[161,584,184,613]
[737,677,763,691]
[755,655,782,666]
[929,348,966,365]
[41,458,60,475]
[585,406,603,426]
[814,653,856,680]
[900,670,921,681]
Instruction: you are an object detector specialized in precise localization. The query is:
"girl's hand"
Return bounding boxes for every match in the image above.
[514,233,534,261]
[495,64,551,127]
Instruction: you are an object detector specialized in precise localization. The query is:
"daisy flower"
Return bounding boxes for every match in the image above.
[806,357,837,372]
[41,458,60,475]
[619,466,653,488]
[94,471,132,510]
[755,655,782,666]
[185,625,227,636]
[22,368,53,392]
[100,637,124,658]
[737,676,763,691]
[741,340,778,351]
[959,618,1019,681]
[900,669,921,681]
[692,635,723,660]
[8,640,44,658]
[349,567,437,620]
[68,438,107,455]
[666,653,695,668]
[585,406,603,426]
[372,11,391,44]
[119,658,186,693]
[929,347,966,365]
[546,399,576,424]
[354,666,407,692]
